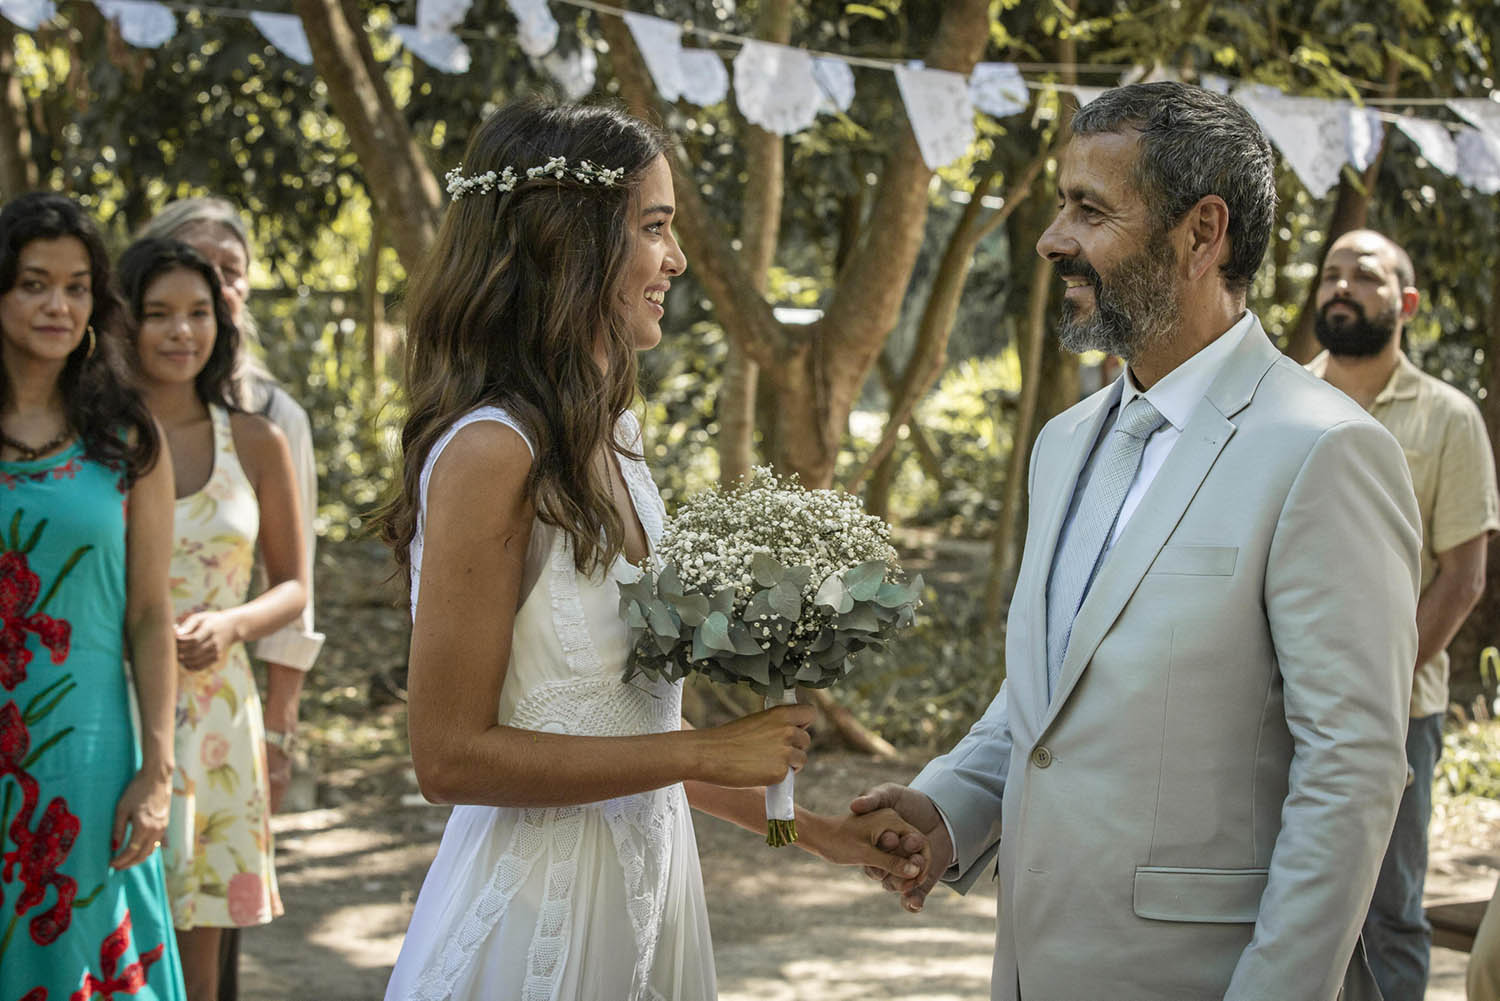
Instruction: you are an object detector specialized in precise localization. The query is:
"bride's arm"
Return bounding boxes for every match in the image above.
[681,728,926,878]
[408,422,814,808]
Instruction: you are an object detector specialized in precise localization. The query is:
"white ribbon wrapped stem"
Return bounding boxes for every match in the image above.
[764,689,797,843]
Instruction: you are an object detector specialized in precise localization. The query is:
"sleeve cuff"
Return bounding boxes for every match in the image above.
[253,628,325,671]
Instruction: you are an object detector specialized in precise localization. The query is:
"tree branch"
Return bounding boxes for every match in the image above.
[294,0,441,271]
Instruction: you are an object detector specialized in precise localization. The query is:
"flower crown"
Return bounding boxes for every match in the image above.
[444,156,629,201]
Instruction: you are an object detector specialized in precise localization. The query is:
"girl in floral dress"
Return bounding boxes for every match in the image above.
[119,238,307,1001]
[0,193,185,999]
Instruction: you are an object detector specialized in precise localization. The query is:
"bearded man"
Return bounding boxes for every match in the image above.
[853,82,1423,1001]
[1307,229,1499,1001]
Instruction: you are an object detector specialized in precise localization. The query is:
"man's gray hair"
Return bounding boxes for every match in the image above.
[1071,81,1276,295]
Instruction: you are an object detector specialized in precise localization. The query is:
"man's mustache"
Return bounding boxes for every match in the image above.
[1320,297,1366,321]
[1054,256,1102,287]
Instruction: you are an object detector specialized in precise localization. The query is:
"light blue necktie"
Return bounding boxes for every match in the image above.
[1045,396,1167,697]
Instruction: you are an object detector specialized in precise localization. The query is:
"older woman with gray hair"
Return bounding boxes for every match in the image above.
[138,197,321,1001]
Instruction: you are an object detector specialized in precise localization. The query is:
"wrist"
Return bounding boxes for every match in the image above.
[264,727,298,755]
[792,807,829,857]
[138,755,174,783]
[675,728,707,783]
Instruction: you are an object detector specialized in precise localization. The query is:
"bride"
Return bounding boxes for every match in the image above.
[377,100,926,1001]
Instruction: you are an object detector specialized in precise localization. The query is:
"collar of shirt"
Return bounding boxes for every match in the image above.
[1117,310,1256,432]
[1304,349,1422,409]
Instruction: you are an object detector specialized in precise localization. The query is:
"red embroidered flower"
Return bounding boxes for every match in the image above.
[0,551,72,690]
[1,703,80,946]
[70,912,166,1000]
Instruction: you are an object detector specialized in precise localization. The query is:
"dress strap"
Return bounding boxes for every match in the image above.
[208,404,255,496]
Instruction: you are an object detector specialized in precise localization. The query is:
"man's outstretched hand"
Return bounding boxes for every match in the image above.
[850,783,954,913]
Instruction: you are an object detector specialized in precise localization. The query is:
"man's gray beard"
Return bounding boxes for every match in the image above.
[1057,243,1181,363]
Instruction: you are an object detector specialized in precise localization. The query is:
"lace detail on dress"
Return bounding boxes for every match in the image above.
[409,805,586,1001]
[509,673,682,737]
[603,783,684,1001]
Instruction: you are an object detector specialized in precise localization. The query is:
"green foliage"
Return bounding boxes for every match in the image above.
[837,581,1003,752]
[1438,721,1500,800]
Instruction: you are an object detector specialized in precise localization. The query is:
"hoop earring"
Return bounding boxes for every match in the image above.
[84,325,96,359]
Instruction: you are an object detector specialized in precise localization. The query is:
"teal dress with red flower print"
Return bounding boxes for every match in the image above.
[0,441,185,1001]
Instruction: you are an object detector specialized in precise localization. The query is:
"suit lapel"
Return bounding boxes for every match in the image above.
[1018,385,1119,727]
[1040,320,1283,726]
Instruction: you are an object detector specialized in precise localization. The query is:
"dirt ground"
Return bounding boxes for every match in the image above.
[235,540,1500,1001]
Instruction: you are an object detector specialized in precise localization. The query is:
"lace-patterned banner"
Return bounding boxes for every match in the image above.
[4,0,1497,192]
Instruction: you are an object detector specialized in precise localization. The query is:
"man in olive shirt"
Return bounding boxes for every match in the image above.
[1309,228,1500,1000]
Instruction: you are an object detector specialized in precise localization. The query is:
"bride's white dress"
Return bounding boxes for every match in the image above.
[384,407,716,1001]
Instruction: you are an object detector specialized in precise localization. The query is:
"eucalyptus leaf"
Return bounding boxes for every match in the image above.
[745,588,776,623]
[814,575,854,614]
[844,561,887,602]
[727,619,765,656]
[658,563,685,598]
[647,600,679,637]
[709,586,737,616]
[783,565,813,592]
[837,605,881,633]
[700,611,736,652]
[768,581,802,620]
[674,592,711,626]
[625,602,648,630]
[751,551,785,587]
[795,661,826,683]
[654,630,678,656]
[732,650,772,686]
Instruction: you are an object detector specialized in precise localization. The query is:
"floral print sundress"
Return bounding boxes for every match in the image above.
[162,405,281,930]
[0,439,186,1000]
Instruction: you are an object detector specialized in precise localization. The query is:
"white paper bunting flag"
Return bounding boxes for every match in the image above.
[969,62,1028,119]
[894,64,974,169]
[505,0,557,58]
[249,12,313,66]
[812,57,854,114]
[416,0,471,38]
[394,25,470,74]
[1346,106,1384,173]
[542,44,597,102]
[1449,98,1500,141]
[1456,127,1500,194]
[0,0,54,30]
[1395,116,1458,177]
[1200,74,1231,95]
[623,12,685,104]
[678,48,728,107]
[733,40,821,136]
[95,0,175,49]
[1234,85,1351,198]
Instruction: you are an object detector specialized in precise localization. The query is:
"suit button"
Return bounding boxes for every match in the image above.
[1031,746,1052,768]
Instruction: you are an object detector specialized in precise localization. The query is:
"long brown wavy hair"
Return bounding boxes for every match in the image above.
[378,100,668,580]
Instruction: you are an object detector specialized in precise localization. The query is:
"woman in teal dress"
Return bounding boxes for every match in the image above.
[0,193,185,1000]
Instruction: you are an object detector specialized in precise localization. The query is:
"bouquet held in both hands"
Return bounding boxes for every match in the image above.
[619,467,923,845]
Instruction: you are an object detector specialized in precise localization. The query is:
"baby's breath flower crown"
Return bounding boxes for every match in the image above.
[620,466,922,702]
[444,155,628,201]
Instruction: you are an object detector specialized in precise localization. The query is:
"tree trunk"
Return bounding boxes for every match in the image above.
[0,22,35,198]
[718,0,792,487]
[364,209,385,380]
[600,0,994,489]
[294,0,441,272]
[845,152,1046,493]
[984,253,1053,629]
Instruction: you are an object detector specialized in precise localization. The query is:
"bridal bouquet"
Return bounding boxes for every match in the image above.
[619,467,922,846]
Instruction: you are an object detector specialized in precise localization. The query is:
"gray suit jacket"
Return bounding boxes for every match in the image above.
[911,318,1420,1001]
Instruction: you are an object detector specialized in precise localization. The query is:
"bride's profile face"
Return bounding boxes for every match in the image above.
[620,155,686,352]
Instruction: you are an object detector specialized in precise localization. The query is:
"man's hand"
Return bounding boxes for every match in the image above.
[850,783,954,913]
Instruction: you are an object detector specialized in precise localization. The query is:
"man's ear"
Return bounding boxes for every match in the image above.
[1182,195,1231,282]
[1400,287,1420,321]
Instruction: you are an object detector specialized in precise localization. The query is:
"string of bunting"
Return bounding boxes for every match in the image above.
[3,0,1498,195]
